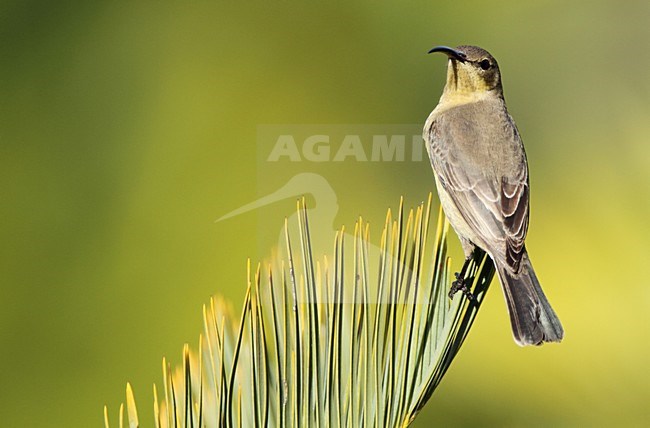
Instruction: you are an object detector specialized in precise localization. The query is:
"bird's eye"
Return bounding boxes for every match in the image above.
[479,59,491,70]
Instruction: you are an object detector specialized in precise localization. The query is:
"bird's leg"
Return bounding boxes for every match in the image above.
[449,253,475,301]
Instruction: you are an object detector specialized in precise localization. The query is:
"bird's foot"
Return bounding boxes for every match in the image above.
[449,272,475,301]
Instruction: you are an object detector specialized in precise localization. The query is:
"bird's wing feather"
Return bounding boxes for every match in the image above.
[427,109,529,272]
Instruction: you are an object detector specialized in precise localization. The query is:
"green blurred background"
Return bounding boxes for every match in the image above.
[1,1,649,426]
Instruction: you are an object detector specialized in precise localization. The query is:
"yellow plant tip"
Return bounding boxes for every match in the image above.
[104,405,110,428]
[255,262,261,282]
[126,383,139,428]
[118,403,124,428]
[153,384,160,428]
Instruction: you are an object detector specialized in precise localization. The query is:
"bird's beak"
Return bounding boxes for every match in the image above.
[428,46,467,62]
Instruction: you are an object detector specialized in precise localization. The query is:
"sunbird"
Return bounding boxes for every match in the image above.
[424,45,564,346]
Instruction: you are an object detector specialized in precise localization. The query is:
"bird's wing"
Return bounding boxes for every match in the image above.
[498,164,529,271]
[427,114,529,273]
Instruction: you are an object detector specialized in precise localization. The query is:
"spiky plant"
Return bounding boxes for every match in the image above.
[105,195,495,428]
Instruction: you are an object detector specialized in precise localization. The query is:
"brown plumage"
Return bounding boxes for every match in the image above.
[424,45,564,346]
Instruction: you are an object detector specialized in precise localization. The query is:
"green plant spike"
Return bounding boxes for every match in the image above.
[106,195,494,427]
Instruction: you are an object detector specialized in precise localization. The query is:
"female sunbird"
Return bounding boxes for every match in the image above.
[424,45,564,346]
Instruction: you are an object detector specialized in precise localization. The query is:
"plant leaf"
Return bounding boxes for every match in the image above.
[107,196,494,427]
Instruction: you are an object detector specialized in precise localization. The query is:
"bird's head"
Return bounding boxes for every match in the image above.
[428,45,503,96]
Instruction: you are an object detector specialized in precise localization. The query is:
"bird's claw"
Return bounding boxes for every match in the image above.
[449,273,475,301]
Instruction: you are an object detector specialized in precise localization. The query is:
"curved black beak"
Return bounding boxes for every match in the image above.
[428,46,467,62]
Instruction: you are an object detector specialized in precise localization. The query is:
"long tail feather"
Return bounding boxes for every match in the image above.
[496,251,564,346]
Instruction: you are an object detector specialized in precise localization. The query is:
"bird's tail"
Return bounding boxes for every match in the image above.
[496,251,564,346]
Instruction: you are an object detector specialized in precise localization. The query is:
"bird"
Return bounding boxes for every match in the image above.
[423,45,564,346]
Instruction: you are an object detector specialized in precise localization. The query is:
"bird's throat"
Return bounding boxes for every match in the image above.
[444,60,495,95]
